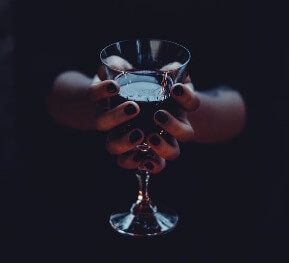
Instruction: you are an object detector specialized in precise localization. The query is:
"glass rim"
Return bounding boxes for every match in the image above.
[99,38,191,73]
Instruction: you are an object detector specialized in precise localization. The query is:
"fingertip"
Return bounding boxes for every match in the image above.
[154,110,169,125]
[123,101,140,116]
[128,128,144,144]
[147,134,161,147]
[171,84,185,96]
[141,158,166,174]
[129,101,140,111]
[105,80,120,95]
[170,83,200,112]
[88,80,120,101]
[111,80,120,89]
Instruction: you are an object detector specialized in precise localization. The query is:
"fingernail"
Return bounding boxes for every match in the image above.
[129,130,142,144]
[106,83,117,93]
[124,104,137,115]
[155,111,168,124]
[144,162,154,170]
[149,135,160,146]
[133,151,144,162]
[173,85,184,96]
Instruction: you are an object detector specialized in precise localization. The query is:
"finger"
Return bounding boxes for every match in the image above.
[154,110,194,142]
[106,128,144,155]
[141,155,166,174]
[170,83,200,112]
[116,150,147,170]
[95,101,140,131]
[117,150,166,173]
[88,80,120,102]
[146,133,180,160]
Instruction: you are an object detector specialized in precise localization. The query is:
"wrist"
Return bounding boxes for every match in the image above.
[188,88,246,143]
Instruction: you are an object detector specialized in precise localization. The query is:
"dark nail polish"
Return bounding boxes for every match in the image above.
[106,83,117,93]
[149,135,160,146]
[155,111,168,124]
[133,151,144,162]
[173,85,184,96]
[144,162,154,170]
[129,130,142,144]
[124,104,137,115]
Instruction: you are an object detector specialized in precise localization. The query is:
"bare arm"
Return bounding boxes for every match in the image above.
[188,86,246,143]
[47,71,95,130]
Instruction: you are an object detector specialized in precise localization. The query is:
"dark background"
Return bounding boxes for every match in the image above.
[1,0,289,262]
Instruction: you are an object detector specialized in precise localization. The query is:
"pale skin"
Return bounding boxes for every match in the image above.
[47,57,246,174]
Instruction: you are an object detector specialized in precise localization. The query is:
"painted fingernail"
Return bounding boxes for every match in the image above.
[155,111,168,124]
[133,151,144,162]
[129,130,142,144]
[173,85,184,96]
[144,162,154,170]
[106,83,117,93]
[149,135,160,146]
[124,104,137,115]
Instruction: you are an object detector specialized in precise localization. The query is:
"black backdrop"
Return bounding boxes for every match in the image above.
[1,0,289,262]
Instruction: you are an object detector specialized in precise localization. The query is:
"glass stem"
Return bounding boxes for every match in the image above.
[136,168,151,204]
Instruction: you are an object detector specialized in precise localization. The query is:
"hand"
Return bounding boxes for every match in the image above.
[106,74,200,173]
[148,75,200,142]
[88,74,141,131]
[48,56,139,131]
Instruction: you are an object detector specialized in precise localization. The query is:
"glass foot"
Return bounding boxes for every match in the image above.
[109,204,178,236]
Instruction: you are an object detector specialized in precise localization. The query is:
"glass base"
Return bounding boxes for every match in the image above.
[109,203,178,236]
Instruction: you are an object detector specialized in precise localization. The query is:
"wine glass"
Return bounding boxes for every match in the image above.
[100,39,191,236]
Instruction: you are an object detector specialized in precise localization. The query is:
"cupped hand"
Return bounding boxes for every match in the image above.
[107,75,200,173]
[143,77,200,171]
[150,76,200,142]
[88,74,140,131]
[102,58,200,173]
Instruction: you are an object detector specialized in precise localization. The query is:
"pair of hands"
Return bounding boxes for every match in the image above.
[49,57,246,162]
[87,65,200,173]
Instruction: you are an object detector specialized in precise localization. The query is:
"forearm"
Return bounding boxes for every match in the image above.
[47,71,94,129]
[188,86,246,143]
